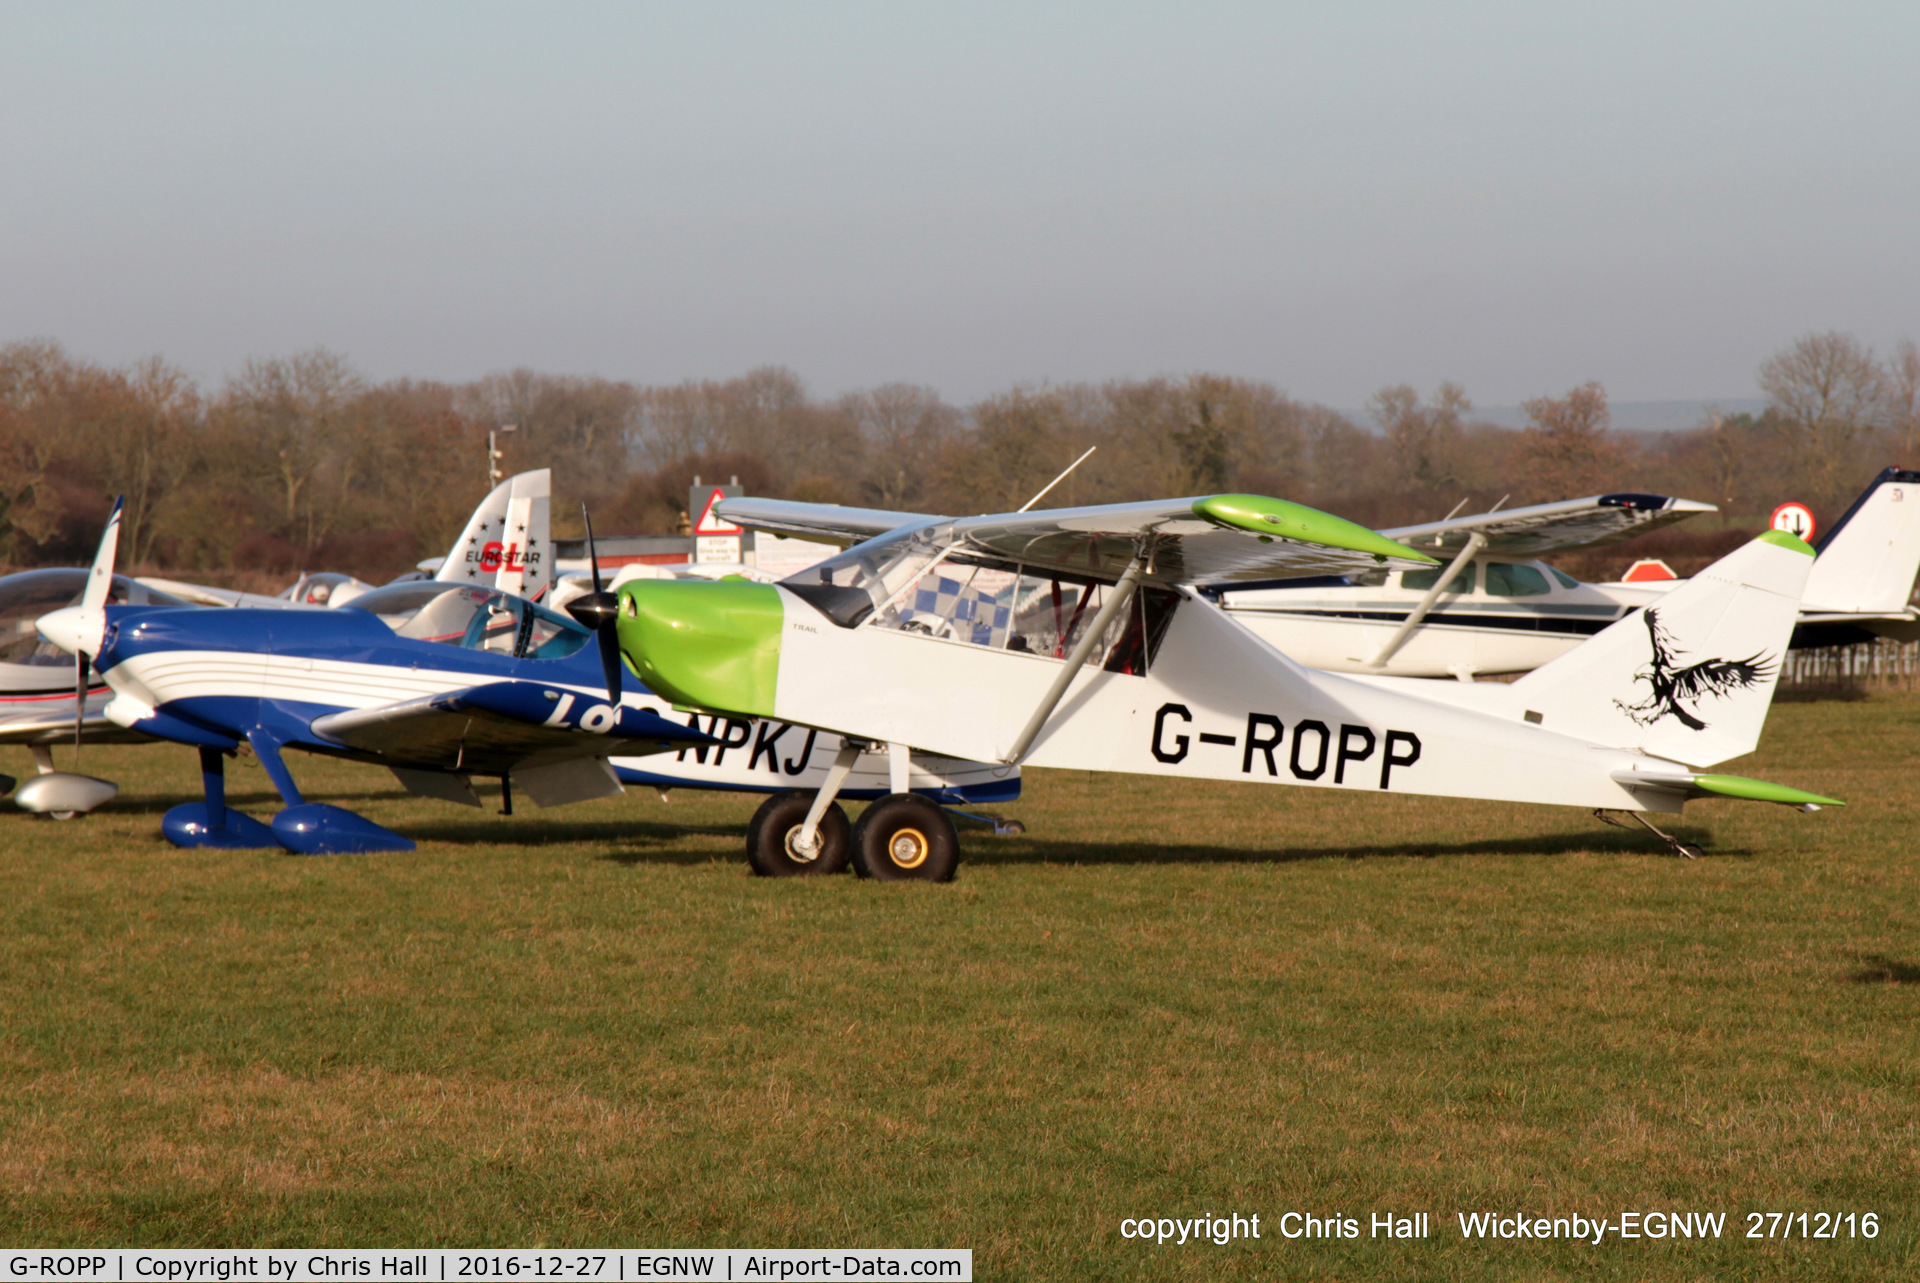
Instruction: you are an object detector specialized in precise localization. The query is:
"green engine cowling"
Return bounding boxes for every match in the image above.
[615,579,785,716]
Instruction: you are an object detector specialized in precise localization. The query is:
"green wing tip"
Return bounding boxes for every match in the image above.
[1692,773,1843,808]
[1757,529,1817,556]
[1195,494,1438,562]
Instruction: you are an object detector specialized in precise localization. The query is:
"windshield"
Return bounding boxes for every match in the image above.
[0,569,189,666]
[344,582,592,659]
[283,571,372,606]
[779,526,948,628]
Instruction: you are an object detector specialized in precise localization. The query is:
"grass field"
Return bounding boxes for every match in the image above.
[1,694,1917,1280]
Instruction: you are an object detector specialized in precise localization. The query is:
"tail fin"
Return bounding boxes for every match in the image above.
[1801,467,1920,613]
[436,468,551,600]
[492,468,552,602]
[1510,531,1812,767]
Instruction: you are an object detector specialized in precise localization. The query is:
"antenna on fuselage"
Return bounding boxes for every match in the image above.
[1017,446,1097,513]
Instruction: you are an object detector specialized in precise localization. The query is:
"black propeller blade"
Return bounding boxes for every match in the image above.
[564,505,624,703]
[74,650,88,765]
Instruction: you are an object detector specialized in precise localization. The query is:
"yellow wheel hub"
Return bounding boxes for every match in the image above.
[888,826,930,869]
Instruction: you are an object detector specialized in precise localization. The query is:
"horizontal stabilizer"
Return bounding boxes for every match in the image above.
[1610,768,1842,808]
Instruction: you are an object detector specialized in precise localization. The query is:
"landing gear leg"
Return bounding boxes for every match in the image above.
[162,747,278,849]
[795,742,862,856]
[745,741,862,876]
[1594,809,1705,859]
[247,728,415,855]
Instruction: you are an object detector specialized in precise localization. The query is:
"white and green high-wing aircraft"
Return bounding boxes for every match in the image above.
[591,492,1836,880]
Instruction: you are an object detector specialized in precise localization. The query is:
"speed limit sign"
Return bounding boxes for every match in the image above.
[1770,501,1816,542]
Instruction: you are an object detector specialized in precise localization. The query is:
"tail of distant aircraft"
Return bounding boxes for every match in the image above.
[435,468,552,601]
[1508,532,1812,767]
[1800,467,1920,614]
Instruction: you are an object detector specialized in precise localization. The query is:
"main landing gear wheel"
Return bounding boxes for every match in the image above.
[852,793,960,882]
[747,790,851,877]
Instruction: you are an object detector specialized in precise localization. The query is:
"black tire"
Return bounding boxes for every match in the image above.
[746,790,851,876]
[851,793,960,882]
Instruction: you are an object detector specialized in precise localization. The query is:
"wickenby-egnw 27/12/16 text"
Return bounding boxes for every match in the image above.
[1116,1209,1882,1244]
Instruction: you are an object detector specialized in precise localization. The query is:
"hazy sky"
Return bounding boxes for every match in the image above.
[3,2,1916,407]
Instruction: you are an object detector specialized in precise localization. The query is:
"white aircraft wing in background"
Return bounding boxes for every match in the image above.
[1382,492,1718,556]
[710,497,935,547]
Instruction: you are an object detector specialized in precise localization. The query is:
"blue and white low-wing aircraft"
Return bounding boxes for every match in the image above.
[602,490,1838,879]
[27,499,1017,854]
[0,469,565,803]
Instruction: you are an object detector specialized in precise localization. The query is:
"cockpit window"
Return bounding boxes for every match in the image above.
[779,525,949,628]
[1402,565,1474,594]
[779,528,1177,673]
[1485,563,1551,597]
[344,582,591,658]
[1548,565,1580,590]
[0,569,188,666]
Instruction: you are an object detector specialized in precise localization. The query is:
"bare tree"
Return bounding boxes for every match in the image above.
[842,383,957,510]
[1758,331,1888,501]
[1368,382,1470,490]
[104,357,199,566]
[1515,381,1628,500]
[220,349,366,557]
[1885,338,1920,465]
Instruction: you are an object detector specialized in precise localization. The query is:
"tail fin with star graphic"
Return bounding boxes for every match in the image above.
[435,468,552,602]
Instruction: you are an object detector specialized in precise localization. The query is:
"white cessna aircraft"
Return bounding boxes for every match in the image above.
[602,490,1835,879]
[1217,467,1920,678]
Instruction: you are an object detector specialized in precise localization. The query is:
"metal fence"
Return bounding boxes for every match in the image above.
[1782,640,1920,692]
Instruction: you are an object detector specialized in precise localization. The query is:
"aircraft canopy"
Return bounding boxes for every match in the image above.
[345,582,592,659]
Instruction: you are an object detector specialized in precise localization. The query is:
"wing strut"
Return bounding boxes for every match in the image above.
[1367,531,1486,669]
[1002,549,1149,764]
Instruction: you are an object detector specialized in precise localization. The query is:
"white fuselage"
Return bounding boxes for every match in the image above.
[766,583,1692,814]
[1217,559,1664,678]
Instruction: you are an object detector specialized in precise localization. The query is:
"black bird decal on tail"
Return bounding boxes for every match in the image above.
[1614,608,1774,731]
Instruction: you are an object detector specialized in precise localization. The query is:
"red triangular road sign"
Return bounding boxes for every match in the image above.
[693,487,740,535]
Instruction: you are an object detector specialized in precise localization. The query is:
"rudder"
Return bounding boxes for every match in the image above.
[1802,467,1920,614]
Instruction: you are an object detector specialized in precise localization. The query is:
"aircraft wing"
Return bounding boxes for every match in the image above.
[308,681,716,775]
[1383,493,1717,557]
[134,577,316,609]
[0,707,155,746]
[715,498,934,546]
[951,494,1437,585]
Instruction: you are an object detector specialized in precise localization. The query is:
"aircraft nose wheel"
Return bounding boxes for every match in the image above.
[747,790,851,876]
[852,794,960,882]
